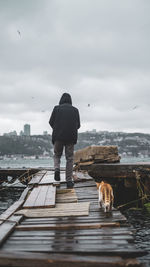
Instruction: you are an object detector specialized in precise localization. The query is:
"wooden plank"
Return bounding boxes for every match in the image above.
[39,172,55,185]
[8,237,133,243]
[21,214,126,222]
[56,189,78,203]
[0,201,24,225]
[0,251,142,267]
[23,185,56,208]
[0,215,22,247]
[12,228,134,237]
[1,243,145,258]
[18,187,30,201]
[44,186,56,207]
[39,171,66,185]
[16,222,120,231]
[28,171,46,185]
[15,202,90,217]
[20,217,125,225]
[3,239,130,245]
[34,186,48,207]
[23,187,41,208]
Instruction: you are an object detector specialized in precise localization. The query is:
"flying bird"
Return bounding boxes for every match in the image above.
[132,105,139,110]
[17,30,21,36]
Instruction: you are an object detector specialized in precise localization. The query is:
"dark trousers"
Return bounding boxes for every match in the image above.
[54,141,74,182]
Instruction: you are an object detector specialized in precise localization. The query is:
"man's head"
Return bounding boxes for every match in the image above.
[59,93,72,105]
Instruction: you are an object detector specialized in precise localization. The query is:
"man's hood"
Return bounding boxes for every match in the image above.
[59,93,72,105]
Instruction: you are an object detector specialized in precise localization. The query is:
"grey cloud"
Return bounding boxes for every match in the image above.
[0,0,150,134]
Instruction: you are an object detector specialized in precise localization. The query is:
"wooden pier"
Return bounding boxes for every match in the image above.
[0,170,146,267]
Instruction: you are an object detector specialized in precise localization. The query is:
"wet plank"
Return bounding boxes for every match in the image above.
[11,228,134,237]
[1,242,144,258]
[0,215,22,246]
[0,251,142,267]
[16,202,90,217]
[39,171,66,185]
[16,222,120,231]
[0,201,24,225]
[56,189,78,203]
[0,174,145,266]
[28,171,46,185]
[18,187,30,201]
[9,235,134,241]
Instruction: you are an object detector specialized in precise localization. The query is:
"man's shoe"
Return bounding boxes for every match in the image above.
[67,181,74,189]
[54,169,60,181]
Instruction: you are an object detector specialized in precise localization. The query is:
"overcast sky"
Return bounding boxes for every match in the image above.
[0,0,150,135]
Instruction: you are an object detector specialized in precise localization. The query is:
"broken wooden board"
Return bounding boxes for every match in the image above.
[15,221,120,231]
[74,146,120,164]
[0,201,24,225]
[28,171,46,185]
[39,171,66,185]
[23,185,56,209]
[0,215,22,247]
[15,202,90,218]
[0,251,143,267]
[56,189,78,203]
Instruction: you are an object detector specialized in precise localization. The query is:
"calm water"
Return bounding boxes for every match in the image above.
[0,156,150,265]
[0,156,150,169]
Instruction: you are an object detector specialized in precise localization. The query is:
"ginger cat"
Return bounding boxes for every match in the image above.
[96,181,114,212]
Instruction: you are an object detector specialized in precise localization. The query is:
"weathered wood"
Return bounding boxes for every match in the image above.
[23,185,56,208]
[0,172,146,266]
[28,171,46,185]
[16,222,120,231]
[16,202,90,218]
[0,201,24,225]
[0,215,23,247]
[74,146,120,164]
[1,243,145,258]
[56,189,78,203]
[3,240,132,248]
[12,228,134,237]
[18,187,30,201]
[0,251,142,267]
[9,235,133,243]
[23,186,41,208]
[39,171,66,185]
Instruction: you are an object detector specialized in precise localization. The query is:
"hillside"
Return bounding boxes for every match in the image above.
[0,131,150,157]
[0,135,53,156]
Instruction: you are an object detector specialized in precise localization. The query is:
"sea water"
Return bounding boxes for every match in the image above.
[0,156,150,169]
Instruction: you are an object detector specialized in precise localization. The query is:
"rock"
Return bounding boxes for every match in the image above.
[74,145,121,164]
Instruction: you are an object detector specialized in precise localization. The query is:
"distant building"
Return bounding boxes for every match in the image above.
[20,130,24,136]
[24,124,31,136]
[3,131,17,136]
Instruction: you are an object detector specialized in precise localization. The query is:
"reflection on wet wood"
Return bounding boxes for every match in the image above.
[0,170,146,266]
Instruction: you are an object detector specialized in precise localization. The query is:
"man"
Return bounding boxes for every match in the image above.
[49,93,80,188]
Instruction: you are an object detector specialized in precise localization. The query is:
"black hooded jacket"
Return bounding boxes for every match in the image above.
[49,93,80,144]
